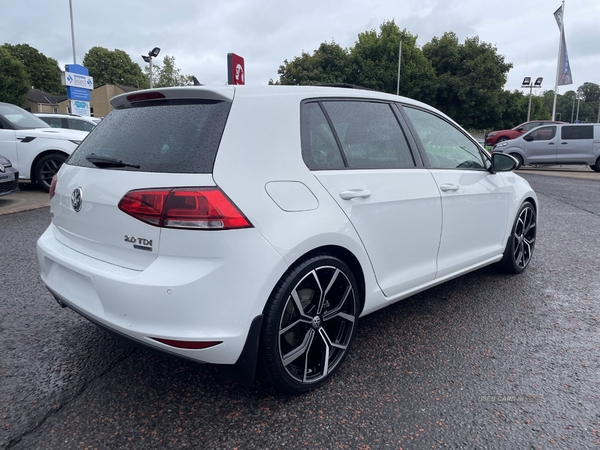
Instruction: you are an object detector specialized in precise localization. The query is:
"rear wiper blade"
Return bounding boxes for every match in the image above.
[86,153,140,169]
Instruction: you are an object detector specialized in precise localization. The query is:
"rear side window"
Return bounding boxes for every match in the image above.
[301,103,345,170]
[67,118,95,132]
[68,100,231,173]
[323,101,415,169]
[561,125,593,140]
[301,100,415,170]
[41,117,62,128]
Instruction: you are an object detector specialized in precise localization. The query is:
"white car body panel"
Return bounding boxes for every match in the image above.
[428,169,510,278]
[0,127,86,180]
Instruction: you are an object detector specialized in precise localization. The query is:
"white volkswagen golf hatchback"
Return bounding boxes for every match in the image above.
[37,85,537,393]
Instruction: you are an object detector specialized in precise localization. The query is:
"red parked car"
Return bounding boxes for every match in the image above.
[485,120,565,146]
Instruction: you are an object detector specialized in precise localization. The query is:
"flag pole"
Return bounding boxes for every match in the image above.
[551,0,565,120]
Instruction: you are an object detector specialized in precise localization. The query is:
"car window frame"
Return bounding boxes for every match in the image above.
[396,103,491,171]
[300,97,424,171]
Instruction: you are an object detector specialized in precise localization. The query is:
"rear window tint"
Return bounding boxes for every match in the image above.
[561,125,593,140]
[67,100,231,173]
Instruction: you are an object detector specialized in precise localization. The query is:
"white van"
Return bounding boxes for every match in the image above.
[493,123,600,171]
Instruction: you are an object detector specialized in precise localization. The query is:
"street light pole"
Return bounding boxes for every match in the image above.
[68,0,77,64]
[142,47,160,89]
[522,77,543,122]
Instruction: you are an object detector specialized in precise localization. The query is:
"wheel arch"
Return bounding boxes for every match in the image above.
[274,244,367,316]
[30,149,69,183]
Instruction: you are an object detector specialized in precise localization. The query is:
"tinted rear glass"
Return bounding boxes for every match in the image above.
[67,100,231,173]
[561,125,593,140]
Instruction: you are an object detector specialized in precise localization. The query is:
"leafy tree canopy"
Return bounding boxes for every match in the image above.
[272,21,513,128]
[350,22,436,104]
[2,43,62,95]
[271,41,351,86]
[82,47,149,89]
[0,47,29,105]
[145,55,193,88]
[422,32,513,129]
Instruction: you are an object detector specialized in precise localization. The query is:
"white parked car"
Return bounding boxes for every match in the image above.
[34,113,97,133]
[37,86,537,392]
[0,103,88,191]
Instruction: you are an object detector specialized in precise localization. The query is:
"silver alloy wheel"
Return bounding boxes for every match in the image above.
[277,265,356,384]
[512,205,536,269]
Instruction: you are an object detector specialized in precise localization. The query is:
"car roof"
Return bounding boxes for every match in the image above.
[110,85,441,117]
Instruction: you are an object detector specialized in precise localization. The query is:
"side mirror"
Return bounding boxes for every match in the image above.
[523,134,533,142]
[517,127,524,132]
[490,152,518,173]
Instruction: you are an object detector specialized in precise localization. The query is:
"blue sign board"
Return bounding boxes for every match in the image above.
[66,86,91,101]
[66,64,89,76]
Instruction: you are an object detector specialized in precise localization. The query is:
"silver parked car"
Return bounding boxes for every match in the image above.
[493,123,600,171]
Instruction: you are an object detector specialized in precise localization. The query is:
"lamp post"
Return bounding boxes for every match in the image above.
[142,47,161,89]
[68,0,77,64]
[522,77,543,122]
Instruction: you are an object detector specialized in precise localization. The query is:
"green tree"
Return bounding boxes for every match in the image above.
[0,47,29,105]
[422,32,513,129]
[82,47,149,88]
[577,82,600,102]
[2,43,62,95]
[350,21,436,103]
[145,55,193,88]
[271,41,351,86]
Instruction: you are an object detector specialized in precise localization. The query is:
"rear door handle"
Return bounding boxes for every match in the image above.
[339,189,371,200]
[439,184,459,192]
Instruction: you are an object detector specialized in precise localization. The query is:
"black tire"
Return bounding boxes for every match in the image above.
[499,201,536,274]
[34,153,67,192]
[591,157,600,172]
[509,153,523,169]
[260,254,360,393]
[496,137,509,143]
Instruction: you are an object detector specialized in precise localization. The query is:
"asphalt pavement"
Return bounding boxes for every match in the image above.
[1,172,599,449]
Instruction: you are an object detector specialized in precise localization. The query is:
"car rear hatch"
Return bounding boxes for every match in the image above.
[50,87,236,271]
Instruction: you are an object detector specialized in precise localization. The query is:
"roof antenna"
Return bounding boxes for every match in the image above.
[191,76,203,86]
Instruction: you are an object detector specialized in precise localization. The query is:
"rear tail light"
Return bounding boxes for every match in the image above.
[49,174,58,199]
[118,187,251,230]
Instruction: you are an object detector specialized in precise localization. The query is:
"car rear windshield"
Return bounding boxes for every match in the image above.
[67,99,231,173]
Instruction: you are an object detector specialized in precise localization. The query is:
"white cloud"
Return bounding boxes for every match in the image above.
[2,0,598,93]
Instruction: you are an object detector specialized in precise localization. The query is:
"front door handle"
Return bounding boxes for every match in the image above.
[440,184,459,192]
[339,189,371,200]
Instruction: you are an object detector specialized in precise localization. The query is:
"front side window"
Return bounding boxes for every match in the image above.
[403,107,486,170]
[0,103,50,129]
[521,122,542,131]
[561,125,593,140]
[526,126,556,141]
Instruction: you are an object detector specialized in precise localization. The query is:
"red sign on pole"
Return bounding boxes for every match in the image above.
[227,53,245,85]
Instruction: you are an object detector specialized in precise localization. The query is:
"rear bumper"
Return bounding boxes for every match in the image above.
[37,224,287,365]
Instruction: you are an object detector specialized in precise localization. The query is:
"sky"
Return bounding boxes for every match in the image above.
[2,0,599,95]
